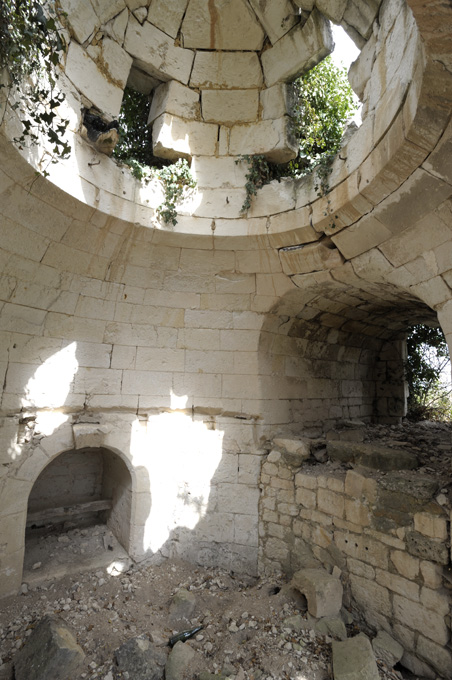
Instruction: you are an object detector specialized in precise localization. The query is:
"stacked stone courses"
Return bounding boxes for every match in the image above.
[1,0,452,678]
[259,449,451,678]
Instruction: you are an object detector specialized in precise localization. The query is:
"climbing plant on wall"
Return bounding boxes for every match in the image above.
[0,0,70,163]
[405,325,452,421]
[239,55,357,213]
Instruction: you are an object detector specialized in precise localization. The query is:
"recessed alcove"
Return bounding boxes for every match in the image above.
[23,448,132,582]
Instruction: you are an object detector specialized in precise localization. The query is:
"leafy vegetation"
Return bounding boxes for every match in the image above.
[112,87,196,225]
[405,325,452,421]
[0,0,70,164]
[238,55,357,214]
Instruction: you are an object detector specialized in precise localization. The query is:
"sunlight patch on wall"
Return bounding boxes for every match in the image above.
[130,413,223,554]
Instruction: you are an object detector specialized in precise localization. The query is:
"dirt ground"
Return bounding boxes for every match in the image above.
[1,420,450,680]
[1,551,408,680]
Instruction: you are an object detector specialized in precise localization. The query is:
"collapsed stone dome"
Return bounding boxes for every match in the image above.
[1,1,452,677]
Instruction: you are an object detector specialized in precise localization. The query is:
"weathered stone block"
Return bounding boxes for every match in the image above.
[248,0,298,44]
[65,42,123,117]
[393,594,449,645]
[229,118,297,163]
[115,634,168,680]
[181,0,264,50]
[190,52,263,89]
[291,568,343,618]
[152,114,218,159]
[149,81,199,124]
[406,531,449,564]
[14,616,85,680]
[124,17,194,85]
[327,440,419,470]
[414,511,448,540]
[371,631,403,668]
[201,90,259,125]
[147,0,189,39]
[332,635,379,680]
[261,10,333,87]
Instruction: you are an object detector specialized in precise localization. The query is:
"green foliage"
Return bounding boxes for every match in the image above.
[156,158,196,226]
[0,0,70,163]
[112,88,195,225]
[112,87,167,170]
[405,325,452,421]
[238,56,357,214]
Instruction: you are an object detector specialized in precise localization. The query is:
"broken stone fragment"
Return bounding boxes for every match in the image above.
[327,440,419,470]
[273,437,311,466]
[371,630,404,668]
[114,634,168,680]
[14,615,85,680]
[165,641,203,680]
[169,587,197,624]
[332,634,379,680]
[291,568,343,618]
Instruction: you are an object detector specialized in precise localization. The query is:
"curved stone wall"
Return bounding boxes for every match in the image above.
[0,2,451,674]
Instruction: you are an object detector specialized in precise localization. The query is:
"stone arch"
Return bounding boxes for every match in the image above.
[4,424,151,595]
[257,273,441,436]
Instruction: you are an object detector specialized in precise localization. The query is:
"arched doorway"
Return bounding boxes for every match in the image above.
[24,447,133,583]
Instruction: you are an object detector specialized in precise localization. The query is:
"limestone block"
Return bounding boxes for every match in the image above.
[190,52,263,89]
[127,66,160,95]
[201,90,259,125]
[152,113,218,159]
[273,438,311,466]
[65,42,123,117]
[181,0,264,50]
[406,531,449,565]
[59,0,98,43]
[248,178,296,217]
[261,10,333,87]
[316,0,348,23]
[87,38,133,90]
[107,8,129,44]
[149,80,199,124]
[393,594,449,645]
[124,17,194,85]
[318,488,344,518]
[336,534,388,569]
[90,0,126,24]
[349,575,391,619]
[191,157,247,189]
[414,512,448,540]
[114,635,168,680]
[375,569,419,601]
[291,568,343,618]
[248,0,298,44]
[147,0,188,39]
[260,83,294,120]
[419,561,442,589]
[14,616,85,680]
[348,35,376,100]
[292,0,314,9]
[390,550,419,580]
[280,240,344,276]
[416,635,452,678]
[420,586,450,616]
[332,635,379,680]
[327,441,419,471]
[229,118,297,162]
[343,0,382,40]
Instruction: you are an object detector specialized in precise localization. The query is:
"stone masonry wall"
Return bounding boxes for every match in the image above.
[259,448,452,678]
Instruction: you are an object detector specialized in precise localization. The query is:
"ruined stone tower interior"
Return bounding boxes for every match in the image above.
[1,0,452,677]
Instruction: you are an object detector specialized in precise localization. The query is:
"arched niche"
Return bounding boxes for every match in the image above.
[23,446,134,582]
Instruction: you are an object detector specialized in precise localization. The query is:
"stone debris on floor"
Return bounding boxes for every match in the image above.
[0,558,418,680]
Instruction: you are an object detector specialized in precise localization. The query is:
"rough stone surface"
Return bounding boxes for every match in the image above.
[114,635,168,680]
[332,635,379,680]
[169,588,197,623]
[327,441,419,470]
[371,630,404,668]
[181,0,265,50]
[14,616,85,680]
[291,568,343,618]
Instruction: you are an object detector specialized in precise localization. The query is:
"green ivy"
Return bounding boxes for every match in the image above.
[238,56,357,215]
[0,0,71,165]
[156,159,196,226]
